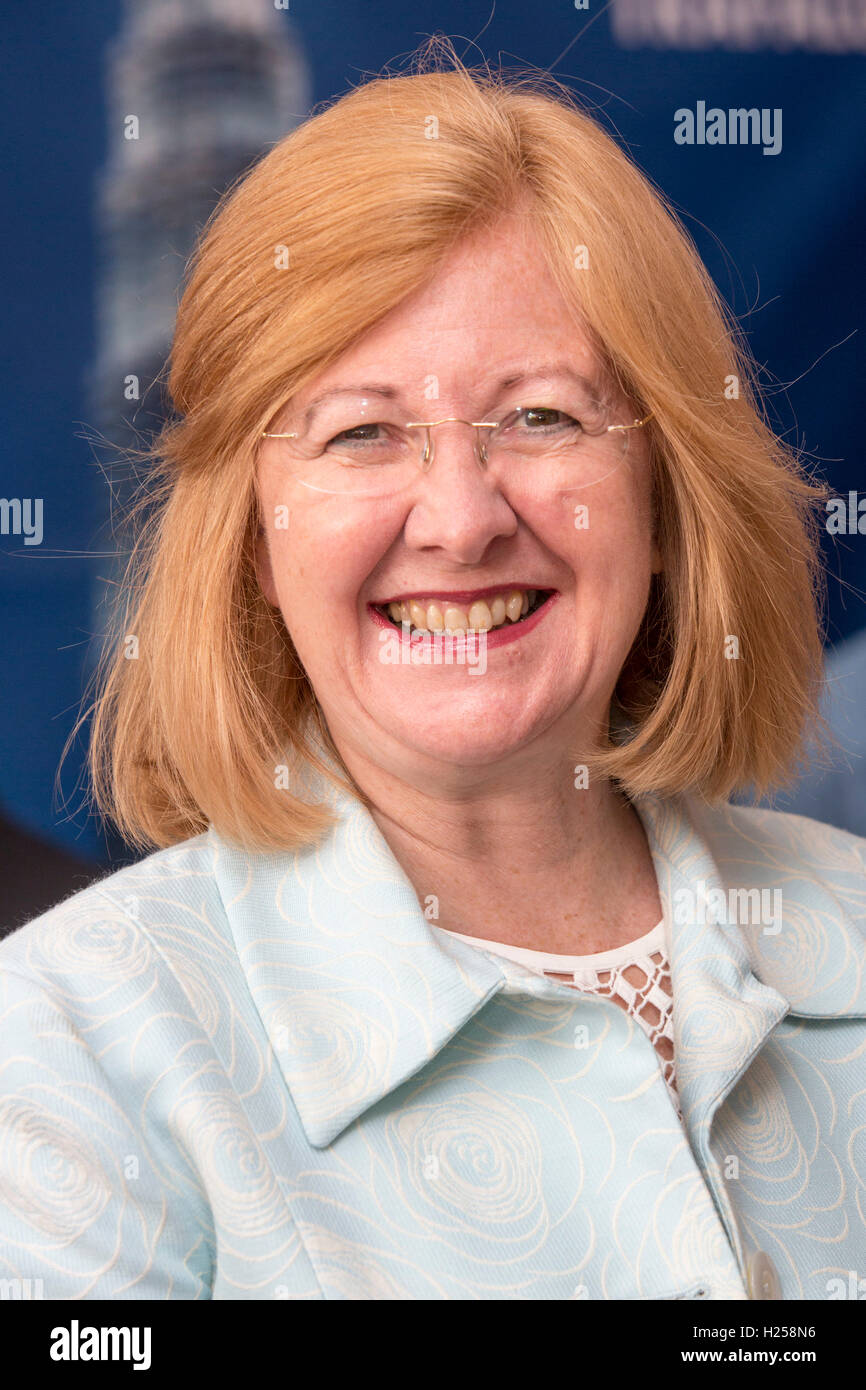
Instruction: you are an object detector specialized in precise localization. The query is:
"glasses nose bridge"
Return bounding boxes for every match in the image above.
[405,416,496,472]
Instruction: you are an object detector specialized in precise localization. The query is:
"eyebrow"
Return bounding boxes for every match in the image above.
[300,363,605,428]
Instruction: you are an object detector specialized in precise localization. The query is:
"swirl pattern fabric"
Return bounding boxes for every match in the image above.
[0,777,865,1300]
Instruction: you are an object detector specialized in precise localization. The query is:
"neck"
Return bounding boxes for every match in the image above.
[323,717,662,955]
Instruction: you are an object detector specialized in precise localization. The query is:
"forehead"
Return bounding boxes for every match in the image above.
[291,216,606,408]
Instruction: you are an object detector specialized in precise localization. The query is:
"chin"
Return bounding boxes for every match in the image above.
[370,682,569,766]
[393,726,528,767]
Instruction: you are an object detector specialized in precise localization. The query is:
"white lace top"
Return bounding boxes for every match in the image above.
[435,918,680,1119]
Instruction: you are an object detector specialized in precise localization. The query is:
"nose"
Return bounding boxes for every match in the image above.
[401,420,518,563]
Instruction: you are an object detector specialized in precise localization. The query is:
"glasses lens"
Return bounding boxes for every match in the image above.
[269,403,421,497]
[485,404,633,493]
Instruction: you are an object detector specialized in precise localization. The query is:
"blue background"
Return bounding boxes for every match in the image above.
[1,1,864,864]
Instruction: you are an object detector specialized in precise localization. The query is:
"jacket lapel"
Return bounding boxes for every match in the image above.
[211,781,508,1148]
[635,793,789,1146]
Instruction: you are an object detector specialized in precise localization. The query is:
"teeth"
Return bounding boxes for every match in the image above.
[505,591,523,622]
[382,589,545,633]
[468,601,493,631]
[409,600,428,631]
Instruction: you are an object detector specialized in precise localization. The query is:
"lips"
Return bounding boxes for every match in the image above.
[368,587,558,649]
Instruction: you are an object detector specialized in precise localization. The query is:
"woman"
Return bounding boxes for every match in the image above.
[1,47,864,1303]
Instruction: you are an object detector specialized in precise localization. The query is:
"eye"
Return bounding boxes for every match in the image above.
[327,423,388,447]
[511,407,583,432]
[321,420,410,469]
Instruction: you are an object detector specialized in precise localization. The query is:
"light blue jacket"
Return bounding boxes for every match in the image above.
[1,775,865,1301]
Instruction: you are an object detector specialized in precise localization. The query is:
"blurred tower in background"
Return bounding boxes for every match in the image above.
[89,0,311,652]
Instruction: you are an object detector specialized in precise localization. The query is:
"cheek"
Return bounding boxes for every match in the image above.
[531,469,654,577]
[259,476,401,615]
[558,488,655,655]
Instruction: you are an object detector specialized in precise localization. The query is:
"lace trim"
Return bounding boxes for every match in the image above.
[552,949,680,1119]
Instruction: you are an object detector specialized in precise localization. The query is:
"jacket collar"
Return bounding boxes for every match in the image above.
[210,774,507,1147]
[211,772,866,1149]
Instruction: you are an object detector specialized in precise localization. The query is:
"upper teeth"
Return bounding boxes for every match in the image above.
[385,589,538,632]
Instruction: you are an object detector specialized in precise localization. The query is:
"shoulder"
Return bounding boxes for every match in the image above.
[645,790,866,891]
[684,798,866,960]
[642,796,866,1014]
[0,830,251,1071]
[0,830,225,982]
[691,798,866,881]
[0,833,233,1298]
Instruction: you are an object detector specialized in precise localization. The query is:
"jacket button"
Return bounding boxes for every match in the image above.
[748,1252,782,1300]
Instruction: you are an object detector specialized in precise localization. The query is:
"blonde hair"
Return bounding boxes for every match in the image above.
[81,37,827,852]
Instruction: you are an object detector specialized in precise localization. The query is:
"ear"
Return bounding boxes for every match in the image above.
[254,525,280,606]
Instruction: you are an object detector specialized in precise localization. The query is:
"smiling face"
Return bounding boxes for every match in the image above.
[255,214,661,778]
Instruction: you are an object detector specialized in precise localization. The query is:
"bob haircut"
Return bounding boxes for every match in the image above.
[82,37,826,853]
